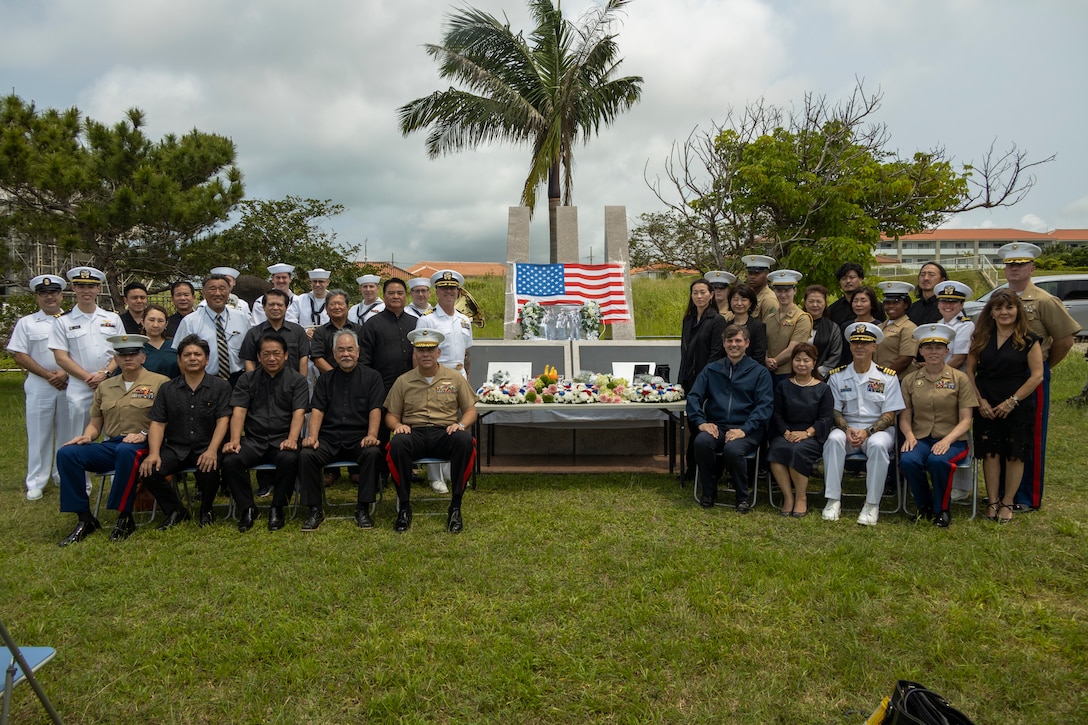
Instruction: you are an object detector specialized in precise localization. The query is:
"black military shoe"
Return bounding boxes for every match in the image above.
[354,509,375,529]
[238,506,260,533]
[447,507,463,534]
[59,518,101,547]
[933,510,951,528]
[268,507,285,531]
[394,506,412,533]
[199,510,215,528]
[301,507,325,532]
[736,500,752,515]
[156,509,191,531]
[110,513,136,541]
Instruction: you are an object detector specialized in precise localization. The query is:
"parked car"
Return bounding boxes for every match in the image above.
[963,274,1088,337]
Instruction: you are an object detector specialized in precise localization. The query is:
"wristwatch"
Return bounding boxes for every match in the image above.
[866,426,876,436]
[456,422,465,431]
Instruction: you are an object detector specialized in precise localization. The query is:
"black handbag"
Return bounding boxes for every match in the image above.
[881,680,976,725]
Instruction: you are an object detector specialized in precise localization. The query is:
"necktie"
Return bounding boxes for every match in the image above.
[215,314,230,379]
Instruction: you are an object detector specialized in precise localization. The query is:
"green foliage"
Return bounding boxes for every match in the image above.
[0,94,244,305]
[183,196,360,294]
[0,294,38,352]
[398,0,643,237]
[1035,241,1088,271]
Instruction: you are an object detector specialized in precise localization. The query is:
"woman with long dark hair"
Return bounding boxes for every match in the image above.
[966,290,1043,523]
[679,278,726,480]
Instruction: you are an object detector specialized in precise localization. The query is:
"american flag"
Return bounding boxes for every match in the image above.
[514,263,631,323]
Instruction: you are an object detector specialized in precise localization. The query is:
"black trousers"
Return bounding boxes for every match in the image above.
[385,426,475,506]
[142,448,221,516]
[221,441,299,510]
[299,440,381,508]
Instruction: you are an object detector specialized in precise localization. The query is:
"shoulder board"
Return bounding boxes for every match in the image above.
[828,365,848,375]
[957,314,969,322]
[422,309,435,315]
[877,365,897,376]
[60,308,74,316]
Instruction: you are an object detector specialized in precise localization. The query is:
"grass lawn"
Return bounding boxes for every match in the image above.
[1,355,1087,724]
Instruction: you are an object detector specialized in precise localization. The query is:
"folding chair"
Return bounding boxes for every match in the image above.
[322,461,381,519]
[227,464,299,521]
[0,618,63,725]
[901,442,978,521]
[92,471,158,526]
[397,458,454,515]
[840,450,903,515]
[692,449,761,509]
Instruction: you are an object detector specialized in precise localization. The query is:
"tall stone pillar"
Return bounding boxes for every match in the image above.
[604,205,635,340]
[555,206,579,265]
[504,207,531,339]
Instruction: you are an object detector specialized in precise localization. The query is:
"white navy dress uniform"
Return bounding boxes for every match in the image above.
[405,277,433,319]
[287,268,332,328]
[48,266,124,447]
[8,274,70,498]
[251,263,296,325]
[350,274,385,325]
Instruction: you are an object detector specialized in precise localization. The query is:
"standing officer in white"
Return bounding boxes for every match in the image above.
[415,269,473,492]
[822,321,905,526]
[251,263,296,325]
[288,268,332,333]
[405,277,433,319]
[8,274,70,500]
[350,274,385,324]
[48,266,123,450]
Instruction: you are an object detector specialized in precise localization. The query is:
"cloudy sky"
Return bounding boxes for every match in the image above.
[3,0,1086,266]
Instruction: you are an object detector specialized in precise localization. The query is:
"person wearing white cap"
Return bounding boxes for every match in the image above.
[350,274,385,324]
[704,270,736,315]
[56,334,170,545]
[250,262,296,325]
[405,277,433,319]
[934,281,974,370]
[741,254,778,322]
[49,266,124,450]
[384,328,478,533]
[876,281,918,376]
[822,321,905,526]
[288,268,332,333]
[765,270,812,379]
[415,269,473,492]
[899,323,978,527]
[8,274,70,500]
[198,266,252,322]
[997,241,1081,511]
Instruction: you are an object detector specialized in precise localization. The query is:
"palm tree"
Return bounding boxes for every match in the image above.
[397,0,643,262]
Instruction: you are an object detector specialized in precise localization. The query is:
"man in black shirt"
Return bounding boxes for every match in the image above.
[119,282,149,334]
[309,290,359,374]
[907,261,948,325]
[240,288,310,377]
[164,280,197,339]
[140,335,233,528]
[299,329,385,531]
[221,332,309,532]
[359,278,417,394]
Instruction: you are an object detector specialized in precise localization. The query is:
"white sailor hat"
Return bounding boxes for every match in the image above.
[935,281,972,301]
[307,268,332,280]
[431,269,464,288]
[878,281,915,300]
[30,274,66,293]
[741,254,776,271]
[408,277,432,290]
[67,267,105,285]
[267,263,295,276]
[107,334,149,355]
[408,328,445,348]
[356,274,381,285]
[998,242,1041,264]
[210,266,240,279]
[912,323,956,346]
[768,269,803,288]
[705,271,737,288]
[845,321,884,344]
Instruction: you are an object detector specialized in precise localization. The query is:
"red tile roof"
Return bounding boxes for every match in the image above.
[408,262,508,278]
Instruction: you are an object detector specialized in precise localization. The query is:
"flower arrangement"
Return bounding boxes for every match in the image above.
[624,380,685,403]
[580,301,603,339]
[519,300,544,339]
[475,368,684,405]
[593,373,628,404]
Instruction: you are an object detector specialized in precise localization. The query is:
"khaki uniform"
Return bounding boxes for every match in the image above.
[1019,282,1081,357]
[384,364,476,428]
[765,305,812,375]
[91,368,169,438]
[875,317,918,373]
[755,285,778,323]
[900,365,978,441]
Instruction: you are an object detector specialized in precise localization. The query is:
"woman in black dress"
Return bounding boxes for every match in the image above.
[966,290,1043,523]
[725,284,767,367]
[767,343,834,516]
[679,278,726,480]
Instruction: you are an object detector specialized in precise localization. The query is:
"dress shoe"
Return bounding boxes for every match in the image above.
[822,499,841,521]
[430,479,449,494]
[268,507,285,531]
[255,484,273,498]
[110,513,136,541]
[447,507,463,534]
[394,506,412,532]
[354,509,375,529]
[933,510,951,528]
[699,496,714,509]
[857,503,880,526]
[238,507,260,533]
[910,506,935,523]
[736,500,752,514]
[301,507,325,532]
[156,509,192,531]
[59,518,101,547]
[199,510,215,528]
[26,488,44,501]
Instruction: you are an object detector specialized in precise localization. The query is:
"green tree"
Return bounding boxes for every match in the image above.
[639,83,1053,290]
[184,196,361,293]
[0,94,244,306]
[397,0,643,262]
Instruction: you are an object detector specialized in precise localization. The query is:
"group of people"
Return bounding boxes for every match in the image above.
[8,263,478,544]
[680,242,1081,526]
